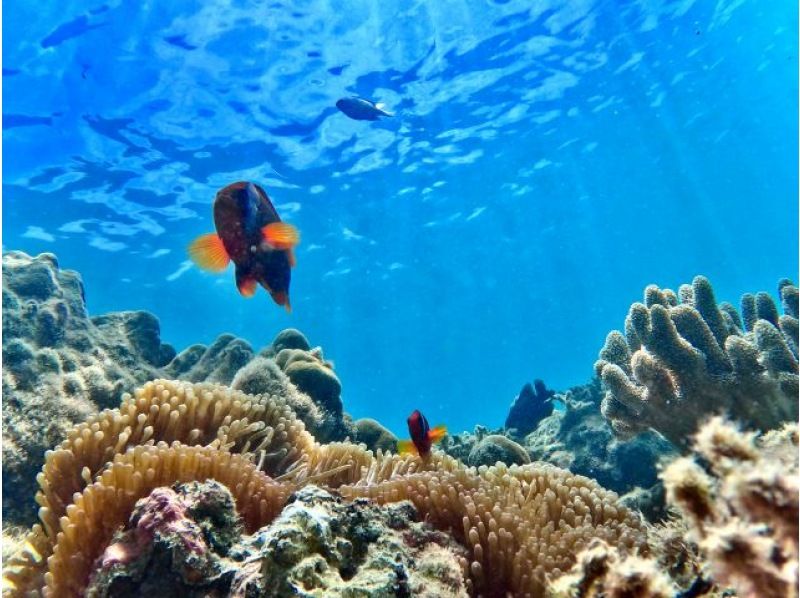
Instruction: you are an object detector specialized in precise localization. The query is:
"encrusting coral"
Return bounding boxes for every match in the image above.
[661,416,799,598]
[4,379,648,598]
[595,276,798,448]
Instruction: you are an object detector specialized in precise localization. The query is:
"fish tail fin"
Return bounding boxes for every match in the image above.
[428,425,447,444]
[397,439,418,456]
[262,222,300,250]
[188,233,230,272]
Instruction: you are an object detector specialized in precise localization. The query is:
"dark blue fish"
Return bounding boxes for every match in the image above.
[335,97,394,121]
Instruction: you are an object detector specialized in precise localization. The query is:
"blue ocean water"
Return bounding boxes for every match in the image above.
[3,0,797,436]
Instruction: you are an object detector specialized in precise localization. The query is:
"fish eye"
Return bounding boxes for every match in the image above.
[250,245,257,253]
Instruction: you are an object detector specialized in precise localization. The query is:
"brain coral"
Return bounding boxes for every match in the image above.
[4,380,647,598]
[595,276,798,448]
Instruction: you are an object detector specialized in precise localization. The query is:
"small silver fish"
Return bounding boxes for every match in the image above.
[335,96,394,121]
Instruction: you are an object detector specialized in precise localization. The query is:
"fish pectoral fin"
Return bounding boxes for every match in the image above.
[287,248,297,268]
[262,222,300,250]
[428,425,447,444]
[397,440,418,456]
[188,234,230,272]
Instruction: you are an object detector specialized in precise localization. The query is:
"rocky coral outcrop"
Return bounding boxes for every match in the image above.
[595,276,798,448]
[234,486,469,597]
[162,333,255,384]
[1,251,358,526]
[468,434,530,467]
[354,417,399,453]
[2,252,176,525]
[84,482,469,597]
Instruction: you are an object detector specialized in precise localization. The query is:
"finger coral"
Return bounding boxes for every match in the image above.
[661,417,799,598]
[595,276,798,447]
[4,379,648,598]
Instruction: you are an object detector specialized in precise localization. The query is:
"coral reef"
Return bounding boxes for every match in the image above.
[341,458,647,597]
[354,417,399,453]
[547,417,800,597]
[163,333,254,384]
[2,252,176,525]
[86,481,243,597]
[525,380,675,519]
[262,327,311,354]
[83,483,468,598]
[274,347,342,415]
[234,485,469,597]
[442,380,675,519]
[504,379,555,437]
[595,276,798,448]
[467,434,530,467]
[2,252,358,525]
[230,355,347,442]
[167,330,355,441]
[547,539,676,597]
[661,417,799,598]
[4,379,648,598]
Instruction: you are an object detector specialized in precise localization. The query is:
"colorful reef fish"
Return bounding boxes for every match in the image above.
[397,409,447,457]
[188,181,300,311]
[335,96,394,121]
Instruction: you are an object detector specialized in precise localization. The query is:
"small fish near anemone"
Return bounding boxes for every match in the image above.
[335,96,394,121]
[397,410,447,457]
[188,181,300,312]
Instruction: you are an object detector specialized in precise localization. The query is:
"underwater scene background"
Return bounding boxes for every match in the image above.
[4,0,797,435]
[3,1,800,597]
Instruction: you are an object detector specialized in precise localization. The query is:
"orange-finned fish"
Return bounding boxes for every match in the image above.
[397,409,447,457]
[188,181,300,311]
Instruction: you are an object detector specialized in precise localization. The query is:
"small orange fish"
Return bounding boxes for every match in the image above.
[188,181,300,311]
[397,409,447,457]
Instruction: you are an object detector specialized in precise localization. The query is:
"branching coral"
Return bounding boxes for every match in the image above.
[661,417,799,598]
[4,379,647,598]
[595,276,798,447]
